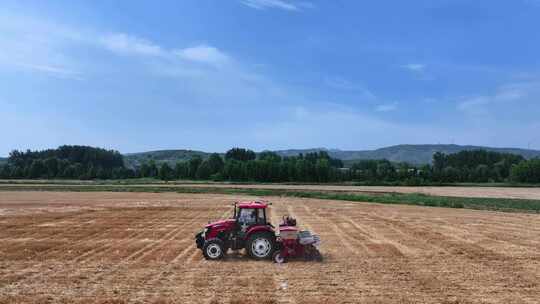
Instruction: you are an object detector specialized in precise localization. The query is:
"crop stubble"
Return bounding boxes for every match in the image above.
[0,191,539,303]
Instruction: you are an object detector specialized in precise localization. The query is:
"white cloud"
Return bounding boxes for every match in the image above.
[494,83,528,101]
[175,45,230,66]
[375,103,398,112]
[525,0,540,7]
[245,102,540,151]
[4,10,540,153]
[249,105,457,150]
[100,34,230,67]
[12,62,82,80]
[0,13,85,79]
[240,0,312,11]
[456,96,491,116]
[0,11,264,113]
[401,63,426,72]
[99,33,164,57]
[293,106,309,119]
[457,81,537,114]
[324,76,376,100]
[324,76,357,90]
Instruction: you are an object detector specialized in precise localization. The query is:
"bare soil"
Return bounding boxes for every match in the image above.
[0,191,539,303]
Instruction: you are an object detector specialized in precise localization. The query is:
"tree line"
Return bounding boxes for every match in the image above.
[0,145,132,179]
[431,150,525,183]
[1,146,539,184]
[138,149,345,183]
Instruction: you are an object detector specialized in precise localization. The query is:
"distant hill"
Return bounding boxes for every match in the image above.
[124,150,211,168]
[274,145,540,165]
[123,144,540,168]
[0,157,6,165]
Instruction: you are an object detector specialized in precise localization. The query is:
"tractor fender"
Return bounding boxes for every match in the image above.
[245,225,275,239]
[204,237,222,244]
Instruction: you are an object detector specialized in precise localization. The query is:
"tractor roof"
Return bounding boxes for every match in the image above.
[238,201,268,209]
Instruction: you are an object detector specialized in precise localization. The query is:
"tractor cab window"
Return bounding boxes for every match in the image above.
[238,208,256,225]
[256,209,265,224]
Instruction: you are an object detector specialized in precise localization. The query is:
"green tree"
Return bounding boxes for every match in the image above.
[295,159,307,182]
[511,159,540,183]
[268,161,281,182]
[0,166,11,178]
[473,164,490,182]
[285,160,296,182]
[57,159,69,178]
[225,148,256,162]
[258,151,281,162]
[11,167,24,179]
[188,156,202,179]
[493,160,507,181]
[86,165,97,180]
[140,163,151,177]
[62,165,77,178]
[159,163,174,181]
[207,153,224,174]
[442,166,460,183]
[147,160,158,177]
[44,157,59,178]
[432,152,447,173]
[96,167,110,179]
[138,160,158,178]
[351,160,378,181]
[28,160,46,178]
[376,160,395,181]
[196,160,212,180]
[73,163,85,179]
[315,158,330,182]
[223,160,246,181]
[174,162,189,179]
[245,160,258,181]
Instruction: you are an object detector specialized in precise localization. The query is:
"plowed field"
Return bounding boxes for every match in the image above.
[0,191,539,303]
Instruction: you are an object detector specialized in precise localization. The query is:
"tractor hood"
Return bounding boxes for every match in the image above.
[205,218,236,229]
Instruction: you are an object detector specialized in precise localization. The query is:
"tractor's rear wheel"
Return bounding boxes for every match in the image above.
[246,232,274,260]
[203,239,224,260]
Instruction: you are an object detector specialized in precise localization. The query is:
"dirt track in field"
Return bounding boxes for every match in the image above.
[173,184,540,200]
[4,182,540,200]
[0,191,539,304]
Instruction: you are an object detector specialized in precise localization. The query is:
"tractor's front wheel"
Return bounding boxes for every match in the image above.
[203,239,224,260]
[246,232,274,260]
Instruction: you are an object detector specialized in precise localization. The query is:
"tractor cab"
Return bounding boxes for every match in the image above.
[233,201,271,233]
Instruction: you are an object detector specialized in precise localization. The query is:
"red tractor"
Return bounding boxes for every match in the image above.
[195,201,322,263]
[195,201,276,260]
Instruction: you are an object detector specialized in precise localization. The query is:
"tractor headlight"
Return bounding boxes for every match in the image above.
[203,227,209,238]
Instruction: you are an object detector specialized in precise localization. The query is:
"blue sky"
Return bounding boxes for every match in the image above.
[1,0,540,155]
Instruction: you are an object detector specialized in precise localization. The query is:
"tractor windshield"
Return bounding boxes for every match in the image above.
[239,208,267,224]
[238,208,257,225]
